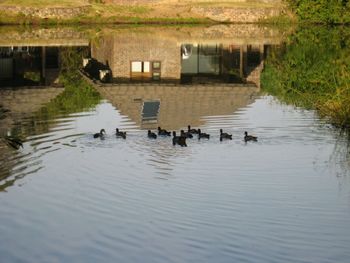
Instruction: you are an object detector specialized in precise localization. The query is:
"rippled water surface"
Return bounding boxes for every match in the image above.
[1,25,350,263]
[1,95,349,263]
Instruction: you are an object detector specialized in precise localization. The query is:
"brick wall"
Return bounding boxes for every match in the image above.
[92,32,181,81]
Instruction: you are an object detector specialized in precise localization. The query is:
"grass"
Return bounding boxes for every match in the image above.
[0,11,213,25]
[261,26,350,129]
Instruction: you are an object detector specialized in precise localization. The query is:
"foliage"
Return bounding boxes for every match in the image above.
[31,47,101,130]
[261,26,350,128]
[286,0,350,24]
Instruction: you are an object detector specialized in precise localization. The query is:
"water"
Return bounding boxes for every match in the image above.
[0,25,350,263]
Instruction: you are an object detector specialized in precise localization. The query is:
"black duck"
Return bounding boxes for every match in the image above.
[148,130,157,139]
[181,130,193,138]
[220,129,232,141]
[158,127,171,136]
[244,131,258,142]
[93,129,106,139]
[3,136,23,150]
[172,131,187,147]
[187,125,199,134]
[198,129,210,140]
[116,128,126,139]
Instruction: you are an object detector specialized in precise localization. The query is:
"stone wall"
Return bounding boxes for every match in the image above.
[191,6,282,23]
[0,5,90,19]
[0,28,89,47]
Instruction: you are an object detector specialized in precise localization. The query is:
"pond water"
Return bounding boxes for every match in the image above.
[0,25,350,263]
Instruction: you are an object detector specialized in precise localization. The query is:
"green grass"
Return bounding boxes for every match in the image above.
[261,26,350,129]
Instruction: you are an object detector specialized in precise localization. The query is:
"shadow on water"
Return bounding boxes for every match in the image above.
[0,45,101,189]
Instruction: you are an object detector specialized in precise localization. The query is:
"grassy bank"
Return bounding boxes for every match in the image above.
[261,26,350,129]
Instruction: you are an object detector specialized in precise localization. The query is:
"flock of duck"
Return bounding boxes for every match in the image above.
[1,125,257,151]
[94,125,257,147]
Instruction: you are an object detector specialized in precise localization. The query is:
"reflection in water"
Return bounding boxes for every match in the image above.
[96,84,259,130]
[0,26,350,263]
[86,25,280,87]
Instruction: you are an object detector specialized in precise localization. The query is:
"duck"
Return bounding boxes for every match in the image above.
[187,125,199,134]
[220,129,232,141]
[172,131,187,147]
[93,129,105,139]
[244,131,257,142]
[3,136,23,150]
[148,130,157,139]
[198,129,210,140]
[158,126,171,136]
[116,128,126,139]
[181,129,193,138]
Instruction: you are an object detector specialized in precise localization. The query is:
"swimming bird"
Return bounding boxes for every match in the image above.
[93,129,105,139]
[198,129,210,140]
[3,136,23,150]
[187,125,199,134]
[220,129,232,141]
[181,130,193,138]
[244,131,258,142]
[148,130,157,139]
[172,131,187,147]
[158,127,171,136]
[116,128,126,139]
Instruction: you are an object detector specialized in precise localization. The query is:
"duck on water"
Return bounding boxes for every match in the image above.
[148,130,157,139]
[198,129,210,140]
[93,129,106,139]
[172,131,187,147]
[244,131,258,142]
[158,127,171,136]
[2,136,23,150]
[220,129,232,141]
[116,128,126,139]
[188,125,199,134]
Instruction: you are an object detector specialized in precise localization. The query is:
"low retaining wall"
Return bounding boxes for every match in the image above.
[0,5,90,19]
[191,6,282,23]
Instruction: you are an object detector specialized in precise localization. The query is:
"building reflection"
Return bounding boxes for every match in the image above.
[87,29,271,130]
[89,32,266,87]
[0,46,61,87]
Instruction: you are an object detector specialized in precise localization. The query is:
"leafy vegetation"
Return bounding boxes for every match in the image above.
[286,0,350,24]
[43,47,101,116]
[22,47,101,134]
[261,26,350,128]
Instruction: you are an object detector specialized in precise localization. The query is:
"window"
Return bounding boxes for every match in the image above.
[152,72,160,80]
[131,61,161,81]
[152,61,160,70]
[142,101,160,123]
[131,61,142,72]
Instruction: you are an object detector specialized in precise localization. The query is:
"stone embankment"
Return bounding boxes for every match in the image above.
[0,5,90,19]
[0,0,285,23]
[191,6,282,23]
[0,28,89,46]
